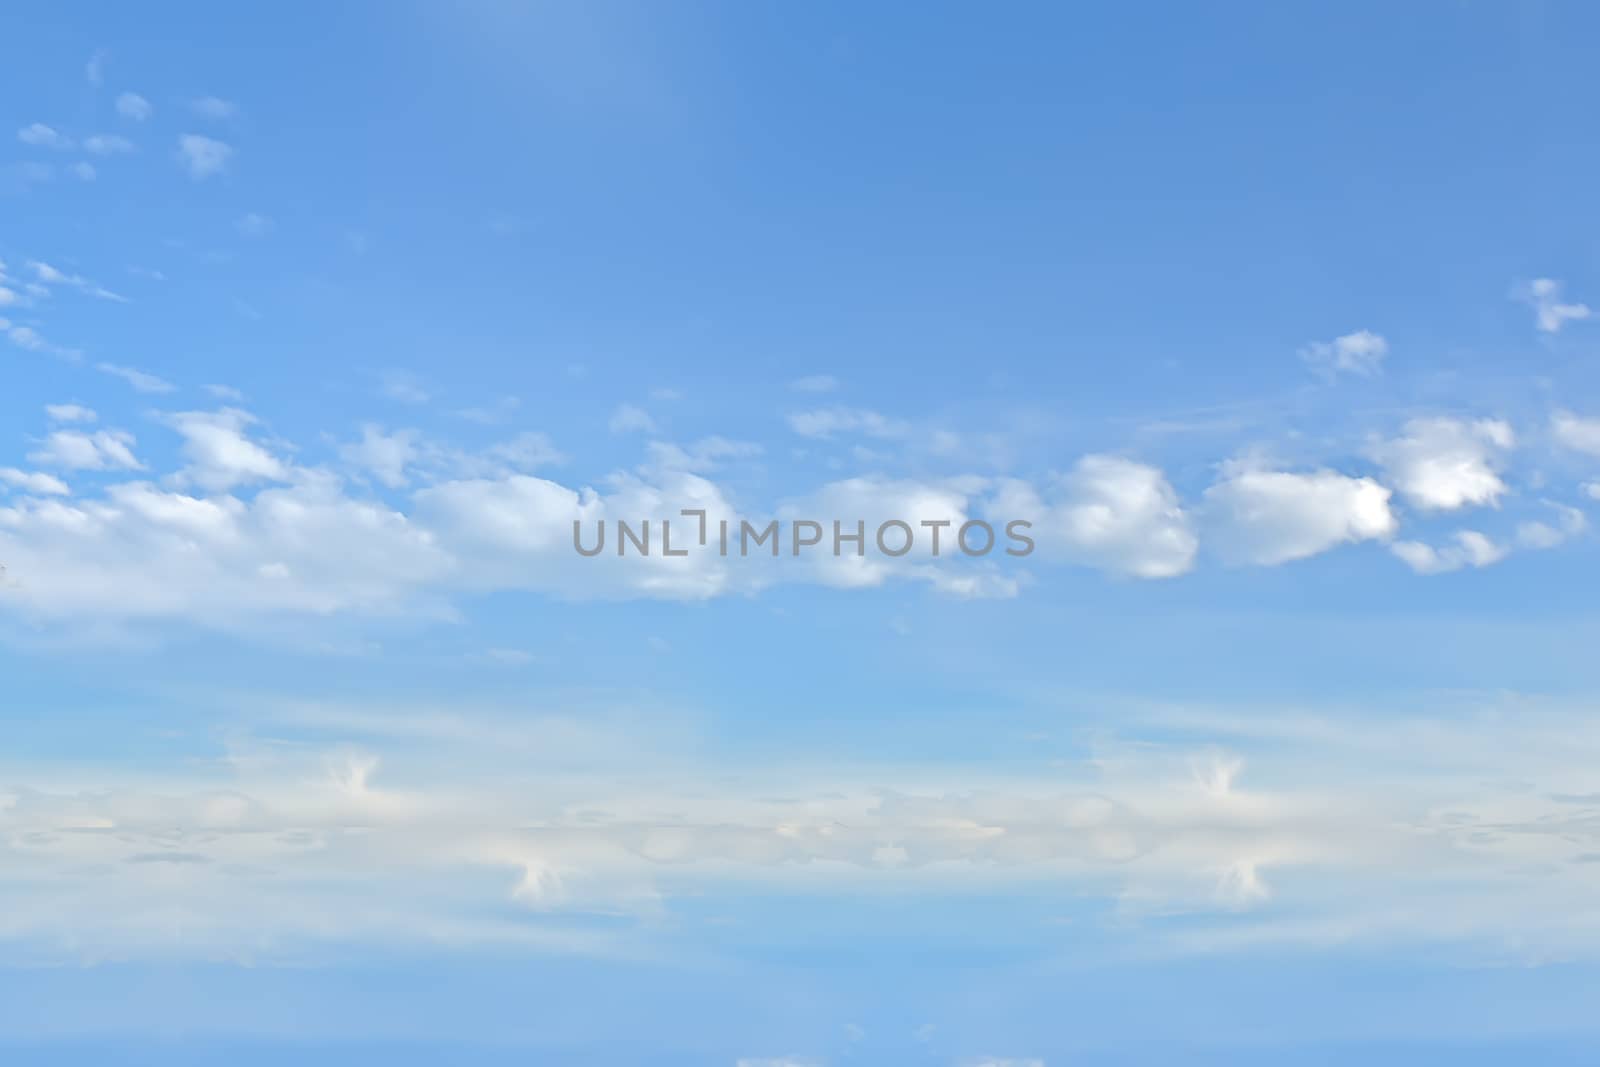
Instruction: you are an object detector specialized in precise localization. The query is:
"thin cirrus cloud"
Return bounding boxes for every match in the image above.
[96,362,175,394]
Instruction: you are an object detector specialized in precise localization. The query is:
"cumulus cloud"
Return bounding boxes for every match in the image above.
[1300,329,1387,378]
[340,424,419,488]
[1552,411,1600,457]
[1515,504,1587,551]
[1202,464,1396,566]
[176,133,232,179]
[1390,530,1506,574]
[994,455,1196,578]
[26,429,142,471]
[0,468,70,496]
[1515,278,1592,334]
[1368,417,1514,511]
[165,408,290,491]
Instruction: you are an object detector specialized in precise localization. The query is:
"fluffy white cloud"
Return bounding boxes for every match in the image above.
[1515,504,1587,551]
[26,429,142,471]
[165,408,289,491]
[1552,410,1600,457]
[1300,329,1387,377]
[994,455,1196,579]
[1202,465,1396,566]
[1390,530,1505,574]
[781,476,1021,598]
[340,424,419,488]
[0,468,70,496]
[176,133,232,179]
[1369,417,1514,511]
[1515,277,1592,334]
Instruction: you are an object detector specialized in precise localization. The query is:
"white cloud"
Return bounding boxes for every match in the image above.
[608,404,657,434]
[83,134,135,155]
[8,325,47,351]
[780,476,1021,598]
[1202,465,1397,566]
[29,260,128,302]
[994,455,1196,579]
[45,404,97,424]
[5,698,1600,964]
[1552,410,1600,457]
[788,406,910,440]
[190,96,238,119]
[1369,417,1514,511]
[85,49,107,87]
[17,123,72,149]
[1391,530,1506,574]
[341,425,419,488]
[69,161,96,182]
[1515,504,1587,551]
[1515,278,1592,334]
[788,374,839,393]
[116,92,152,121]
[26,429,142,471]
[97,362,175,395]
[1300,329,1387,377]
[165,409,290,491]
[0,468,70,496]
[176,134,233,179]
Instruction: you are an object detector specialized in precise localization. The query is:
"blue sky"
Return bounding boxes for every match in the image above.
[7,2,1600,1063]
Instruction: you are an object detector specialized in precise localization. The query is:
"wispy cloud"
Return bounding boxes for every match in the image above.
[96,362,175,394]
[17,123,72,149]
[176,133,233,179]
[115,92,152,121]
[1515,277,1592,334]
